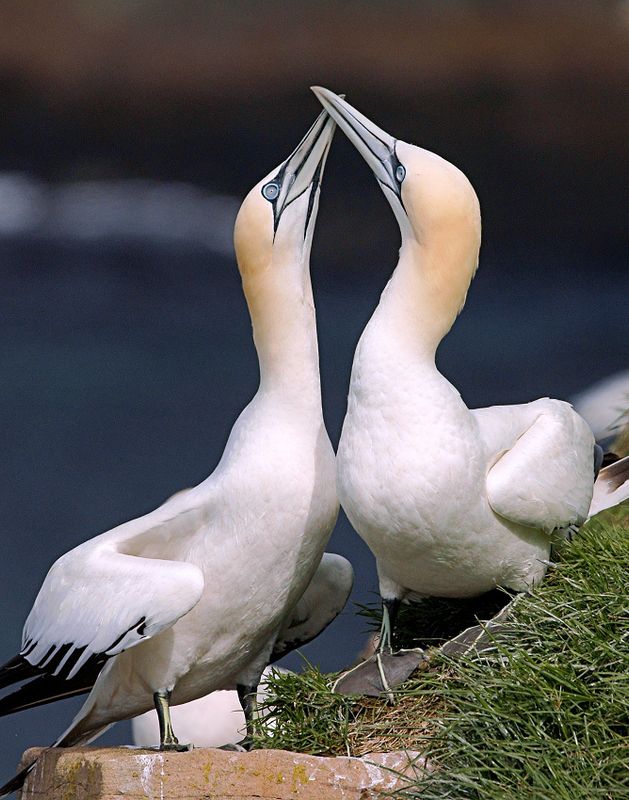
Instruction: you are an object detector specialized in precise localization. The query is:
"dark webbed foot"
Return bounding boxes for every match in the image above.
[218,742,249,752]
[334,590,521,698]
[332,648,426,697]
[219,736,253,752]
[159,741,193,752]
[233,682,260,749]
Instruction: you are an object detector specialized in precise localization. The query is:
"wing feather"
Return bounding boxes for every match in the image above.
[21,500,206,681]
[483,400,595,533]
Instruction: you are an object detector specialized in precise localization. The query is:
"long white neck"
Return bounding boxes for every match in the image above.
[372,233,478,361]
[242,261,322,412]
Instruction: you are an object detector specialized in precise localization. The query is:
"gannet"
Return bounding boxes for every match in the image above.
[132,552,353,747]
[312,87,629,692]
[0,107,340,795]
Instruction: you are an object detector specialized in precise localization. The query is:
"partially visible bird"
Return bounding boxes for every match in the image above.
[571,370,629,445]
[311,87,629,695]
[132,552,353,747]
[132,665,283,749]
[0,105,340,796]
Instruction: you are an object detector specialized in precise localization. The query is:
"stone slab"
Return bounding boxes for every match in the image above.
[19,746,425,799]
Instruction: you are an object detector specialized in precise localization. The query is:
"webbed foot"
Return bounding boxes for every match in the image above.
[439,594,520,658]
[159,741,193,752]
[332,648,426,698]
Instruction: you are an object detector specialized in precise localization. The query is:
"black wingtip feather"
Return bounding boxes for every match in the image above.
[0,671,96,718]
[0,655,39,691]
[0,760,36,798]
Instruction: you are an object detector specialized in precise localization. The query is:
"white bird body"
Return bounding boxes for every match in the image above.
[572,369,629,442]
[339,339,592,597]
[132,551,354,747]
[0,108,340,768]
[313,88,625,609]
[64,408,337,736]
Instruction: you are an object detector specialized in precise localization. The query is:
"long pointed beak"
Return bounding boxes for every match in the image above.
[311,87,404,204]
[269,109,336,234]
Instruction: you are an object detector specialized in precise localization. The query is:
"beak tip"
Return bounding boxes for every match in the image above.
[311,85,335,101]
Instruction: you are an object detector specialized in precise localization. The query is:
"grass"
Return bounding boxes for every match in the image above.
[254,505,629,799]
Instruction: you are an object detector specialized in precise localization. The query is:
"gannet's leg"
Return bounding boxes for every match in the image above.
[153,689,192,752]
[374,570,407,703]
[378,597,401,654]
[236,682,260,749]
[376,597,401,703]
[224,638,276,751]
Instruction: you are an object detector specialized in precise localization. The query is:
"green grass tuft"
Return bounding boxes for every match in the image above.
[414,508,629,799]
[254,507,629,799]
[253,665,357,755]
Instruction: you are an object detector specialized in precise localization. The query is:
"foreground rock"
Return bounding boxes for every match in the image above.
[19,746,424,799]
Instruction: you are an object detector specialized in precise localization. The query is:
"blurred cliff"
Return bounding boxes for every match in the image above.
[0,0,628,264]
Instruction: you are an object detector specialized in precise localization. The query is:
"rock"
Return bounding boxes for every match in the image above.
[19,745,425,799]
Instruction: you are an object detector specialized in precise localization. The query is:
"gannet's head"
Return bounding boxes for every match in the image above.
[234,109,336,285]
[311,87,482,347]
[311,87,481,254]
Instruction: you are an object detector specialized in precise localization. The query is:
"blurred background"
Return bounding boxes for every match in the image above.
[0,0,627,775]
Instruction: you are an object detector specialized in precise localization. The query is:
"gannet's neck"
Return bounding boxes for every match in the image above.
[375,232,479,359]
[242,258,321,410]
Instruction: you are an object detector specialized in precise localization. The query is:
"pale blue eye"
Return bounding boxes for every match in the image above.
[395,165,406,183]
[262,182,280,200]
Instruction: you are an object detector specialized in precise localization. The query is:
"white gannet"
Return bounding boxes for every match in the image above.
[312,87,629,693]
[132,551,353,747]
[0,107,340,795]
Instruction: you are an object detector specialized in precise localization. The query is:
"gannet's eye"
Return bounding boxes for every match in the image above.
[395,165,406,183]
[262,182,280,201]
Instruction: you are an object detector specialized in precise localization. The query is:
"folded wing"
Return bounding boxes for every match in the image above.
[481,400,595,533]
[4,496,206,699]
[271,553,353,661]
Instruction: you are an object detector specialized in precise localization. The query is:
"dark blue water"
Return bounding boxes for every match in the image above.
[0,227,627,779]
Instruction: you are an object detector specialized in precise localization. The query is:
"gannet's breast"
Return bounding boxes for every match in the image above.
[336,338,575,598]
[81,402,338,724]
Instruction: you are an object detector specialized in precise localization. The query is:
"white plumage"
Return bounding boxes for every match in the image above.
[132,551,353,747]
[313,88,629,613]
[0,107,341,790]
[132,667,280,749]
[571,370,629,442]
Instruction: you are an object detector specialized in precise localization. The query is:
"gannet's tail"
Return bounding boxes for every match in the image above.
[0,722,111,798]
[0,653,99,718]
[0,761,37,799]
[588,454,629,518]
[0,666,109,797]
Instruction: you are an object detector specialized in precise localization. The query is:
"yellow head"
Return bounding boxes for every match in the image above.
[233,109,336,389]
[234,110,336,298]
[312,87,481,347]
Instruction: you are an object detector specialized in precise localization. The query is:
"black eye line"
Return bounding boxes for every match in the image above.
[343,111,403,196]
[268,142,322,238]
[391,145,405,184]
[261,167,285,238]
[303,158,324,241]
[377,175,406,213]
